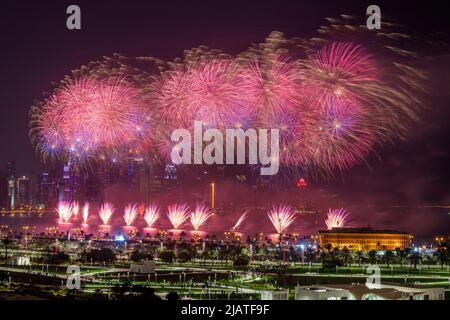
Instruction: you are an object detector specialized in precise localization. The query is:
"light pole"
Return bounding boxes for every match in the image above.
[210,182,215,210]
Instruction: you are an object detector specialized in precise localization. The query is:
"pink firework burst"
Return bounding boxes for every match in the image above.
[242,55,301,117]
[33,77,149,163]
[167,204,190,229]
[99,202,115,225]
[301,42,377,110]
[267,205,296,234]
[152,68,194,128]
[190,203,213,231]
[124,203,139,226]
[144,203,160,228]
[187,59,251,129]
[310,99,375,172]
[56,201,73,223]
[325,208,350,230]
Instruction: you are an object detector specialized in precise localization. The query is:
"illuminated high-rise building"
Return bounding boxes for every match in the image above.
[6,160,16,209]
[0,170,7,208]
[37,172,57,207]
[57,162,82,202]
[17,176,32,207]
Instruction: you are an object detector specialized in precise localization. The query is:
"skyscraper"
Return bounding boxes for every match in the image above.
[0,170,7,208]
[6,160,16,209]
[37,172,57,208]
[17,176,32,207]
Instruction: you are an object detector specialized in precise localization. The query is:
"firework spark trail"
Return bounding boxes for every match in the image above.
[167,204,190,229]
[267,205,296,234]
[72,202,79,217]
[56,201,73,223]
[190,203,213,230]
[124,203,139,226]
[325,208,350,230]
[144,204,160,228]
[231,211,248,231]
[82,203,89,224]
[99,202,115,225]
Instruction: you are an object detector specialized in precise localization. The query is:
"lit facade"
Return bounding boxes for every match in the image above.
[17,176,31,207]
[319,227,413,251]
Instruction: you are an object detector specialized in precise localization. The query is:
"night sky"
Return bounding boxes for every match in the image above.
[1,0,450,237]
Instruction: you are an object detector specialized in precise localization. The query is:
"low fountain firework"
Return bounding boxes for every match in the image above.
[56,201,73,223]
[144,204,160,228]
[99,202,115,225]
[190,203,212,231]
[231,211,248,232]
[267,205,296,234]
[167,204,190,229]
[325,208,350,230]
[123,203,139,226]
[72,202,79,217]
[82,203,89,224]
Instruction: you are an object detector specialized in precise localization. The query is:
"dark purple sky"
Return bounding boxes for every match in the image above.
[1,0,450,237]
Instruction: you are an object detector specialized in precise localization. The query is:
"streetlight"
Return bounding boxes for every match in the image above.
[210,182,215,210]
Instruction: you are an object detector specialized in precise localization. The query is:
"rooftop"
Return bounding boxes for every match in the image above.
[319,227,411,235]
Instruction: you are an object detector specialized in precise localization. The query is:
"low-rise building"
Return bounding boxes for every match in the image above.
[319,227,413,251]
[261,289,289,300]
[295,283,445,300]
[130,259,155,274]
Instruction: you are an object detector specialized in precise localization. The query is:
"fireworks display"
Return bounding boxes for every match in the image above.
[56,201,73,223]
[29,77,151,165]
[325,208,350,230]
[82,203,89,224]
[29,17,424,178]
[144,204,160,228]
[72,202,79,217]
[123,203,139,226]
[231,211,248,232]
[167,204,190,229]
[190,203,213,231]
[267,205,296,234]
[99,203,115,225]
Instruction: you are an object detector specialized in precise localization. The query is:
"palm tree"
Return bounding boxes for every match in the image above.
[435,246,448,270]
[342,247,350,266]
[368,250,377,264]
[384,250,394,268]
[3,238,11,266]
[396,248,405,269]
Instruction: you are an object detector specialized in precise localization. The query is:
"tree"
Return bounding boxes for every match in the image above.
[410,251,421,270]
[159,250,175,264]
[384,250,394,267]
[177,250,192,264]
[233,255,250,267]
[135,286,161,300]
[342,247,350,266]
[48,251,71,264]
[395,248,405,269]
[130,250,153,262]
[368,250,377,265]
[2,238,11,266]
[166,291,180,301]
[85,248,116,264]
[435,246,448,270]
